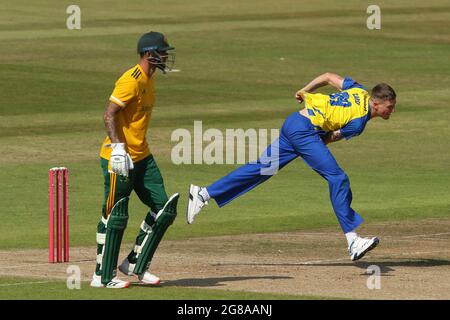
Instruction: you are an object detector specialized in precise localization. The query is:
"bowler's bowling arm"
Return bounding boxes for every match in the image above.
[299,72,345,93]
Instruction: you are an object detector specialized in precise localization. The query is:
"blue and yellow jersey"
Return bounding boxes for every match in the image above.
[303,77,371,139]
[100,64,155,162]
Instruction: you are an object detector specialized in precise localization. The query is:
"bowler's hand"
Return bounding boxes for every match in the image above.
[110,143,133,177]
[295,90,306,103]
[320,130,343,145]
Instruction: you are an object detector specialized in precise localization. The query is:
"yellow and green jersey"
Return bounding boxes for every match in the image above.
[100,64,155,162]
[304,77,371,139]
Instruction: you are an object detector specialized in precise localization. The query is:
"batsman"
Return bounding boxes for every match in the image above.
[90,31,179,289]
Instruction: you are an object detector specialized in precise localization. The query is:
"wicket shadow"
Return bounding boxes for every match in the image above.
[159,275,293,288]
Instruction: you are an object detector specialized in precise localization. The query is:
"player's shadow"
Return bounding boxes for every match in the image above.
[160,275,293,287]
[304,259,450,275]
[210,259,450,276]
[353,259,450,275]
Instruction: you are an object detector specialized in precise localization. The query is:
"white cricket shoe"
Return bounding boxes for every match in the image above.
[186,184,208,224]
[348,236,380,261]
[138,272,161,285]
[118,258,160,285]
[90,273,130,289]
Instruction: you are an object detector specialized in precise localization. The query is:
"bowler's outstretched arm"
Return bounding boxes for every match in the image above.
[302,72,344,92]
[295,72,345,102]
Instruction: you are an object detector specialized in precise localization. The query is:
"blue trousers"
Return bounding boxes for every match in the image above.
[207,111,363,233]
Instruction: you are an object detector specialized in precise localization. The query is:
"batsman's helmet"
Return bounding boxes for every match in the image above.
[137,31,175,73]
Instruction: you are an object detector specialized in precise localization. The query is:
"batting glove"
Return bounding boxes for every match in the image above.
[110,143,133,177]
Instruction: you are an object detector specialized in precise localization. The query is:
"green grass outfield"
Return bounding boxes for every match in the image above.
[0,277,332,300]
[0,0,449,299]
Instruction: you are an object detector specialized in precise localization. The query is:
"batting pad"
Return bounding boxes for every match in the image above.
[101,197,129,285]
[133,193,179,275]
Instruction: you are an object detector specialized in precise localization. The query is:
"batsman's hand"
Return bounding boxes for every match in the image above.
[295,90,306,103]
[110,143,134,177]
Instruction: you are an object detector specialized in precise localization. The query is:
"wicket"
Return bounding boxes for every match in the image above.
[49,167,69,263]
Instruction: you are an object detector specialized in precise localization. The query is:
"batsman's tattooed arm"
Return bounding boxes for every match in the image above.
[103,102,121,143]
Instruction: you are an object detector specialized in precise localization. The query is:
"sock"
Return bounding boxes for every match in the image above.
[345,231,358,247]
[199,187,210,202]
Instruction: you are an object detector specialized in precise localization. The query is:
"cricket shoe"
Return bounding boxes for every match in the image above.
[348,236,380,261]
[186,184,208,224]
[90,273,130,289]
[118,258,160,285]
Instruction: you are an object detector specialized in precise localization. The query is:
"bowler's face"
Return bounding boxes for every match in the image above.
[376,99,396,119]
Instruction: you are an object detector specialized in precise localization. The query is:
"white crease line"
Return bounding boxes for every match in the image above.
[209,249,450,268]
[0,269,222,283]
[398,232,450,239]
[390,238,450,242]
[210,257,349,266]
[387,249,450,256]
[296,258,350,265]
[292,249,450,264]
[0,280,54,287]
[0,259,95,270]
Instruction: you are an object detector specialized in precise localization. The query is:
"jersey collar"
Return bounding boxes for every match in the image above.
[136,63,150,80]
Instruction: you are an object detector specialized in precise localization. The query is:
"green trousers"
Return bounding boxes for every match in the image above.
[95,155,169,276]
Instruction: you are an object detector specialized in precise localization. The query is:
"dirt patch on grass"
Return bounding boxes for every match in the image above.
[1,218,450,299]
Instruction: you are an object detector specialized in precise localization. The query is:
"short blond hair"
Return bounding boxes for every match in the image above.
[371,83,396,101]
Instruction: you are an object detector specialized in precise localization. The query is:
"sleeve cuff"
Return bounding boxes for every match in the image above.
[110,95,126,108]
[342,77,354,90]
